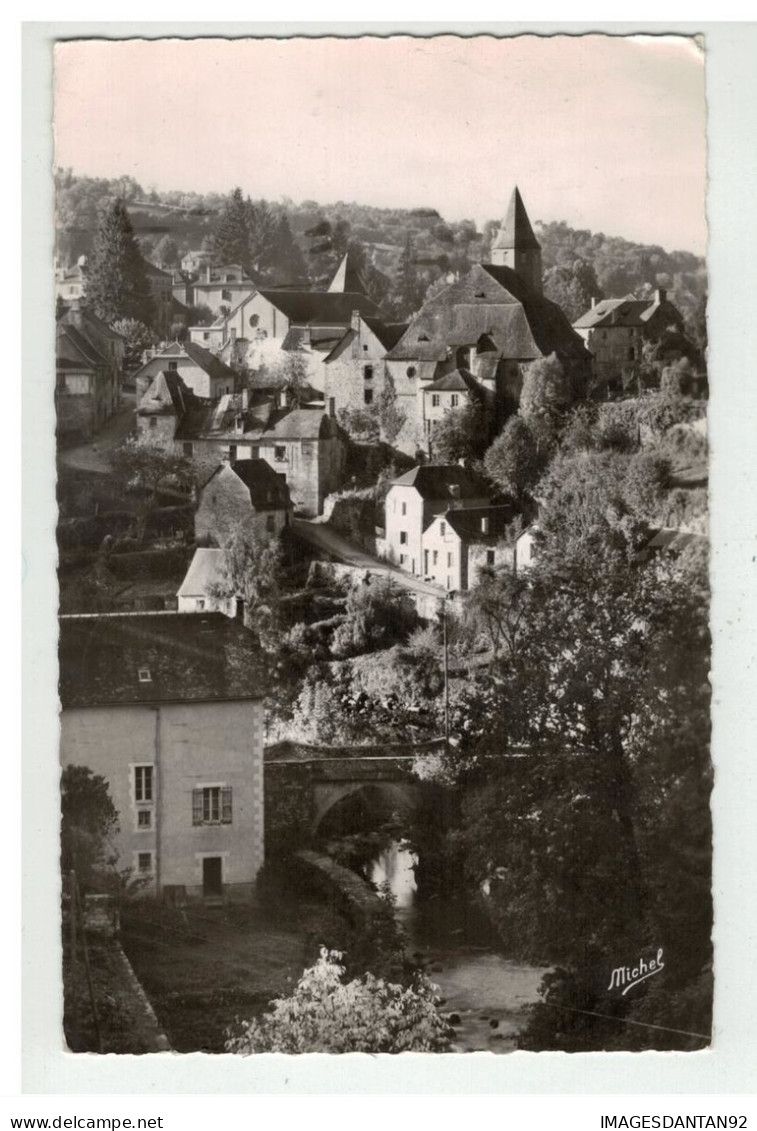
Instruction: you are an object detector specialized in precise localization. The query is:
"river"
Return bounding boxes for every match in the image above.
[369,841,548,1053]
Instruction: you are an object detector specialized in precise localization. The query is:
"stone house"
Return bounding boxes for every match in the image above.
[421,368,489,456]
[195,459,292,546]
[56,310,124,441]
[383,188,590,456]
[573,290,687,395]
[322,311,408,426]
[188,263,256,316]
[177,548,237,617]
[421,505,514,591]
[384,465,490,578]
[134,341,240,401]
[59,612,266,901]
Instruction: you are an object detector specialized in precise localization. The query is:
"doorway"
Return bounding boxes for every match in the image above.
[202,856,223,897]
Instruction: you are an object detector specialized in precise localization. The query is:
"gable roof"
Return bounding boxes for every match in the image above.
[438,504,514,543]
[137,370,195,416]
[327,250,370,296]
[573,295,679,330]
[385,262,588,362]
[258,288,379,326]
[56,322,106,370]
[174,397,335,444]
[215,458,292,510]
[59,612,267,708]
[492,187,541,252]
[60,307,124,343]
[182,340,238,381]
[177,548,227,598]
[390,464,489,502]
[424,367,482,394]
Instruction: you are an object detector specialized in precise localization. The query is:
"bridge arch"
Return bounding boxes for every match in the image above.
[312,781,421,837]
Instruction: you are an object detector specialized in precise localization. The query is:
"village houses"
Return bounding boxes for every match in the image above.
[181,263,256,316]
[194,458,292,547]
[383,465,491,578]
[421,504,514,591]
[134,341,240,401]
[59,612,267,902]
[56,304,125,442]
[322,311,408,423]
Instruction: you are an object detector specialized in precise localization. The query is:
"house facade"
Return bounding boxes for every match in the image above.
[322,312,408,427]
[177,548,237,617]
[195,459,292,546]
[384,465,490,578]
[573,290,686,394]
[59,612,266,901]
[188,264,256,315]
[421,505,513,591]
[134,341,240,401]
[56,309,124,441]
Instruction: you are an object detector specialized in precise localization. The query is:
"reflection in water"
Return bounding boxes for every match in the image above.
[369,840,547,1053]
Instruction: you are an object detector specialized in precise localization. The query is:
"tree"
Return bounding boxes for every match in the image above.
[519,353,570,451]
[429,399,487,464]
[483,415,541,502]
[330,574,418,658]
[61,765,119,890]
[212,187,251,268]
[267,212,306,284]
[378,369,406,446]
[110,435,194,543]
[153,234,179,269]
[208,523,283,649]
[225,948,452,1054]
[392,232,424,319]
[111,318,158,373]
[85,199,154,327]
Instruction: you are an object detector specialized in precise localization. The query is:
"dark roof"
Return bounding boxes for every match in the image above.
[390,464,489,502]
[59,613,267,708]
[258,288,379,326]
[137,370,195,416]
[182,340,238,381]
[363,318,409,350]
[175,397,335,443]
[227,459,292,510]
[440,505,514,542]
[56,323,106,370]
[424,367,482,394]
[327,250,370,297]
[492,187,541,252]
[385,263,588,362]
[60,307,124,343]
[573,296,679,330]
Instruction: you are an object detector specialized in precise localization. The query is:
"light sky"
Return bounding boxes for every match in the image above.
[54,34,706,254]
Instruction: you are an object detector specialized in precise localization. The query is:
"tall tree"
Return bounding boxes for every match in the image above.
[429,399,487,464]
[268,212,307,284]
[110,435,194,543]
[61,765,119,890]
[392,232,424,319]
[85,199,154,327]
[212,187,251,267]
[483,415,542,502]
[208,523,283,649]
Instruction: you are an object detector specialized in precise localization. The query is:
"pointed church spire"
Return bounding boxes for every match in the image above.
[492,186,541,252]
[327,250,368,295]
[490,187,542,293]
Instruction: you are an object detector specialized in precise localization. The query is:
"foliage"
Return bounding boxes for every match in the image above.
[429,399,487,464]
[110,435,194,543]
[377,369,406,445]
[543,257,601,322]
[153,234,179,269]
[483,415,541,502]
[391,232,426,319]
[330,575,418,658]
[519,353,570,449]
[207,523,283,649]
[225,948,452,1053]
[338,405,381,443]
[85,199,154,327]
[61,765,119,890]
[111,318,158,373]
[211,187,251,269]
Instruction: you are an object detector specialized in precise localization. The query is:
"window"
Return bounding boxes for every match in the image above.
[203,332,210,341]
[249,314,259,328]
[399,553,407,565]
[251,446,260,459]
[266,514,275,533]
[401,502,407,516]
[431,394,440,408]
[222,288,232,302]
[193,786,232,826]
[137,852,153,874]
[450,394,459,408]
[275,446,286,462]
[228,443,237,461]
[399,531,408,545]
[432,550,438,566]
[196,599,205,611]
[407,367,416,378]
[134,765,153,802]
[628,347,635,361]
[168,361,178,371]
[149,417,158,429]
[364,365,374,380]
[486,550,495,566]
[363,344,369,352]
[447,552,453,567]
[137,668,152,683]
[183,442,193,457]
[137,810,152,829]
[440,522,446,536]
[364,388,374,405]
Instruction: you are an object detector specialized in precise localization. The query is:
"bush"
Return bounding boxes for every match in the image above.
[105,546,191,580]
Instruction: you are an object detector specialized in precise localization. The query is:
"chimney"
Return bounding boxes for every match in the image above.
[351,310,361,332]
[481,516,490,534]
[655,288,667,305]
[278,389,288,409]
[449,483,461,500]
[67,299,83,328]
[205,264,212,283]
[229,327,237,345]
[591,296,597,310]
[241,388,249,411]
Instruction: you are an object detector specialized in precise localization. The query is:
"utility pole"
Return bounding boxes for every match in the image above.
[441,596,450,756]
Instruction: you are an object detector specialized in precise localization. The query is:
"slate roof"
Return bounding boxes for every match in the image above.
[492,187,541,252]
[137,370,195,416]
[60,307,124,343]
[327,250,370,296]
[182,340,239,381]
[175,397,334,444]
[258,289,379,326]
[177,548,227,598]
[385,263,588,362]
[209,459,292,510]
[390,464,489,502]
[440,505,514,543]
[424,368,482,394]
[573,296,675,330]
[59,612,267,708]
[56,323,106,370]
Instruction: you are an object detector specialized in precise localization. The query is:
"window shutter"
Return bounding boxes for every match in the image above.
[221,787,233,824]
[192,789,203,826]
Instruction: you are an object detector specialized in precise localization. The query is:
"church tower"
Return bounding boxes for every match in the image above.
[490,186,543,294]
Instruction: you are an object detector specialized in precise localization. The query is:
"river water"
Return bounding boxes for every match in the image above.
[369,841,548,1053]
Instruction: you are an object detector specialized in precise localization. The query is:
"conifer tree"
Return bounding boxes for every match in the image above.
[85,199,154,327]
[212,187,251,267]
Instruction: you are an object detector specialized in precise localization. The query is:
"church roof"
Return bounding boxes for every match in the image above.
[492,186,541,252]
[258,288,379,326]
[573,296,673,329]
[424,368,482,394]
[327,250,370,296]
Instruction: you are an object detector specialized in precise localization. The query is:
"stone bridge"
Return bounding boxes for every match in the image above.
[264,738,446,836]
